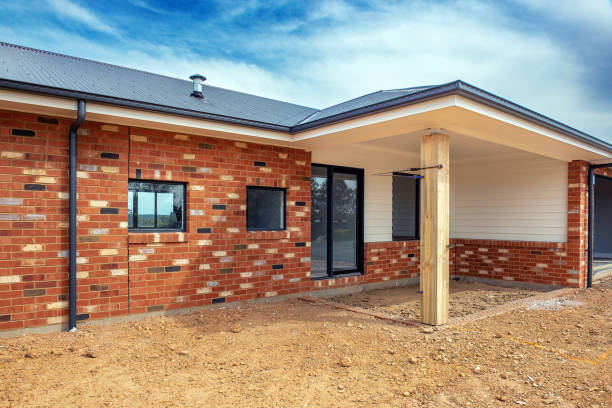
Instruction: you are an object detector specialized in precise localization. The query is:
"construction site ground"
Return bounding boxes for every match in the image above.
[0,279,610,407]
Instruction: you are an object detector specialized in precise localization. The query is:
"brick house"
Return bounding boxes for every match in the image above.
[0,42,611,333]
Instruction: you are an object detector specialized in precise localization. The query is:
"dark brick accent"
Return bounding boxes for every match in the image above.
[100,207,119,214]
[295,242,306,247]
[135,169,142,178]
[295,201,306,206]
[182,166,196,172]
[101,263,118,270]
[212,204,226,210]
[300,176,310,181]
[254,161,266,167]
[198,143,212,150]
[147,267,164,274]
[165,266,181,272]
[531,250,543,255]
[367,261,375,266]
[220,268,233,274]
[23,289,46,297]
[212,297,225,304]
[401,270,409,275]
[12,129,35,137]
[233,244,247,250]
[22,274,45,282]
[148,163,164,170]
[272,264,284,270]
[0,315,10,322]
[90,284,109,292]
[58,294,68,301]
[76,313,89,321]
[255,178,260,186]
[100,152,120,159]
[24,184,45,191]
[147,305,164,312]
[37,116,59,125]
[197,228,212,234]
[408,253,415,258]
[79,236,100,243]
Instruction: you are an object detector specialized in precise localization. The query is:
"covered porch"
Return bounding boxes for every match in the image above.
[292,93,611,325]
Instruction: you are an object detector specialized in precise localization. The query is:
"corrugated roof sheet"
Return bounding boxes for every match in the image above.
[297,87,436,124]
[0,42,318,127]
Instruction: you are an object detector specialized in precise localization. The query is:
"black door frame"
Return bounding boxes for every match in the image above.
[311,163,364,279]
[594,173,612,259]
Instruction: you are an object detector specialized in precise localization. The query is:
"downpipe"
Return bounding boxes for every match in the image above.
[69,100,86,331]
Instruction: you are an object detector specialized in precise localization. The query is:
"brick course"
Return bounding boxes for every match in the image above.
[0,108,596,331]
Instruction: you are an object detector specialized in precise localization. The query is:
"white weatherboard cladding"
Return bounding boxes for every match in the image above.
[451,154,568,242]
[311,146,568,243]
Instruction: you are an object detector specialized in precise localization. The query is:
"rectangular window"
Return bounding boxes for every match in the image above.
[246,187,286,231]
[128,180,186,231]
[392,173,419,240]
[311,164,364,279]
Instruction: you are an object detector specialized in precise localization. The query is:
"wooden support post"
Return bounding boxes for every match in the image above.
[420,133,450,325]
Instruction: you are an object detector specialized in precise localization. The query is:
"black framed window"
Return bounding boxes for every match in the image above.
[246,187,286,231]
[392,173,420,240]
[128,180,186,231]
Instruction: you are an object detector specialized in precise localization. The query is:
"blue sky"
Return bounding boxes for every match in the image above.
[0,0,611,141]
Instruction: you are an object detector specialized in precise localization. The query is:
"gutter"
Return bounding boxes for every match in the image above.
[0,79,611,154]
[68,100,86,331]
[0,79,291,133]
[587,163,612,288]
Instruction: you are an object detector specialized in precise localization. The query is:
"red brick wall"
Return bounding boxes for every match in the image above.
[125,127,312,312]
[0,111,71,330]
[0,107,596,332]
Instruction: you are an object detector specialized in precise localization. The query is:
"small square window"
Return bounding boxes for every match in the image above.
[246,187,286,231]
[128,180,186,231]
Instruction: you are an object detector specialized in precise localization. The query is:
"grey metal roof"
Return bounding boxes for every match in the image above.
[0,41,610,153]
[0,42,318,128]
[297,86,436,125]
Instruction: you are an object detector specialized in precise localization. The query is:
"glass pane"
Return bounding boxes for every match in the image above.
[128,190,134,228]
[247,188,284,230]
[311,166,328,278]
[157,192,178,228]
[137,192,155,228]
[392,175,418,239]
[333,172,357,271]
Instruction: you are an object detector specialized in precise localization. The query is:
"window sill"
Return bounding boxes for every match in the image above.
[247,230,290,241]
[128,232,188,244]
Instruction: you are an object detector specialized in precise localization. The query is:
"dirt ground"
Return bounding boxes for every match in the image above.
[0,280,610,408]
[329,280,540,319]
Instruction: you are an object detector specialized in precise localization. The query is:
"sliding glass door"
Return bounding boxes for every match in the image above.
[311,164,363,279]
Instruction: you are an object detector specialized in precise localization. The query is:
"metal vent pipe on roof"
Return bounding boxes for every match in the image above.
[189,74,206,98]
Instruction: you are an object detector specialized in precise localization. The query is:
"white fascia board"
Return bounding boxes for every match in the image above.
[292,96,457,141]
[454,96,612,159]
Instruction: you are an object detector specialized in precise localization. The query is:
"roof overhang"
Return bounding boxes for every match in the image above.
[0,81,610,163]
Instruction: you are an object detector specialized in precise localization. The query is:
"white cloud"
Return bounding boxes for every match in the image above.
[46,0,118,35]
